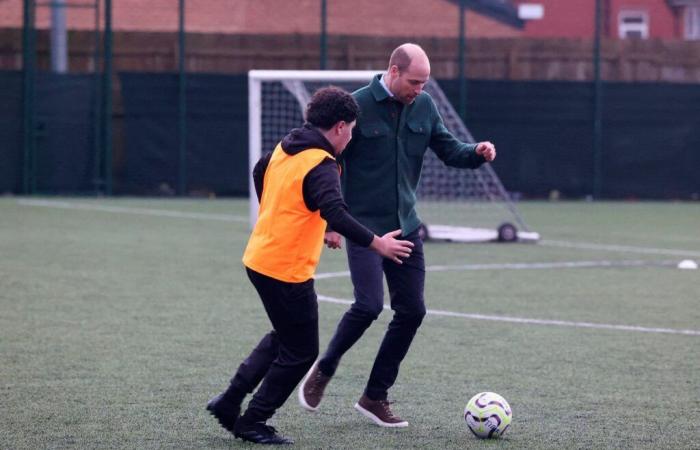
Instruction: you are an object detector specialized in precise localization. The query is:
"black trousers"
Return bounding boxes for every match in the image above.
[318,229,426,401]
[230,267,319,423]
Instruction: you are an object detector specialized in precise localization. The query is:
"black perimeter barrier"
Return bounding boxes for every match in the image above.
[119,72,248,196]
[2,71,95,194]
[0,71,22,193]
[2,72,698,199]
[439,79,700,199]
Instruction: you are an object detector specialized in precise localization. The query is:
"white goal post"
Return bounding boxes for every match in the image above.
[248,70,539,243]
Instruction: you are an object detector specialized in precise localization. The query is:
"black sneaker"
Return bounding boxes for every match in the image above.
[234,420,294,445]
[206,393,240,434]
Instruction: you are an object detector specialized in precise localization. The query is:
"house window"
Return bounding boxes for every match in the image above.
[618,10,649,39]
[685,6,700,40]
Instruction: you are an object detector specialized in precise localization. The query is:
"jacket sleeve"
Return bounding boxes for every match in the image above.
[427,99,486,169]
[303,159,375,247]
[252,151,273,202]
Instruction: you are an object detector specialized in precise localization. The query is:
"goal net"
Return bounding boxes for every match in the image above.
[248,70,539,243]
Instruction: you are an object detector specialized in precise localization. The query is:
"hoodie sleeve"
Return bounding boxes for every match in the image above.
[303,159,374,247]
[252,151,273,202]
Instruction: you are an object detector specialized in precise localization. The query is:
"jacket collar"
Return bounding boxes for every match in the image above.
[370,74,392,102]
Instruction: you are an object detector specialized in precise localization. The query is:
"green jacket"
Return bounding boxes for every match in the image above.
[340,74,486,236]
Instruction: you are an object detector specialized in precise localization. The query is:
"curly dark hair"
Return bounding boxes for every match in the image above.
[305,86,359,130]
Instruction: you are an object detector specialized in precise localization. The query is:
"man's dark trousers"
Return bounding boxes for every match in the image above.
[229,267,319,422]
[318,229,426,401]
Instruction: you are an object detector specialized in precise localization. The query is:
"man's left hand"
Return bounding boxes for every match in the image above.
[475,141,496,162]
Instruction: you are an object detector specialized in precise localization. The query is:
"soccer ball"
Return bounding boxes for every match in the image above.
[464,392,512,438]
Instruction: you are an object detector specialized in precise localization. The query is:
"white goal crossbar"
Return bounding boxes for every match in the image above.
[248,70,539,243]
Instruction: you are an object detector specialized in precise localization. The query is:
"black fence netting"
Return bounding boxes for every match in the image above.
[439,79,700,199]
[119,72,248,196]
[0,71,23,193]
[1,71,96,194]
[3,71,698,199]
[34,73,96,193]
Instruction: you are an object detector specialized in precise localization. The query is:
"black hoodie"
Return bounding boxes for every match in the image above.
[252,124,374,248]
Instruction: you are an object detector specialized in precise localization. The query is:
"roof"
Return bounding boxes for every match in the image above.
[666,0,700,6]
[446,0,525,29]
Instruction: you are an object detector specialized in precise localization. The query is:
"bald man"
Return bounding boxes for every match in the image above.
[299,43,496,428]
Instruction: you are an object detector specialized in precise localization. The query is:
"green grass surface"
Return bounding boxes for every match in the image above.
[1,198,699,449]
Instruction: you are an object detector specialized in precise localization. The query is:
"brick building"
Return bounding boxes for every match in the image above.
[514,0,700,40]
[3,0,699,40]
[0,0,523,37]
[1,0,699,81]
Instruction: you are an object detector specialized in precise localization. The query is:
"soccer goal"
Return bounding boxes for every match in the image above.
[248,70,539,243]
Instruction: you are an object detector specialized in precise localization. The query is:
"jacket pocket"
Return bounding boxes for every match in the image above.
[359,122,390,139]
[405,120,430,157]
[355,122,391,162]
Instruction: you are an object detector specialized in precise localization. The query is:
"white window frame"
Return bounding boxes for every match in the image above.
[684,6,700,40]
[618,9,650,39]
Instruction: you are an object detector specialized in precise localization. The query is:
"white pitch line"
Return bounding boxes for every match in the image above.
[316,295,700,337]
[16,199,249,223]
[315,260,677,279]
[427,259,677,271]
[17,199,700,258]
[15,199,698,335]
[542,239,700,258]
[315,271,352,280]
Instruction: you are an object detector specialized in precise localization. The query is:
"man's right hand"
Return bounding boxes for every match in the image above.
[324,231,342,249]
[370,229,414,264]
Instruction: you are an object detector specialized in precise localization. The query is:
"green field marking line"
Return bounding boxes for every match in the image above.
[542,239,700,258]
[316,295,700,337]
[16,199,248,223]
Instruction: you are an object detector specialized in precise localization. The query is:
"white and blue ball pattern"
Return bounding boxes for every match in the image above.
[464,392,512,438]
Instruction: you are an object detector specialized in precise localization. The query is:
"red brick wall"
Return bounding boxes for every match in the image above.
[0,0,522,38]
[3,26,699,82]
[323,2,522,38]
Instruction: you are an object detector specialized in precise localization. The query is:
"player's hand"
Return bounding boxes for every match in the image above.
[324,231,342,249]
[475,141,496,162]
[370,229,414,264]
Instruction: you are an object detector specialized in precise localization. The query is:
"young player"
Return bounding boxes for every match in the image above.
[206,86,414,444]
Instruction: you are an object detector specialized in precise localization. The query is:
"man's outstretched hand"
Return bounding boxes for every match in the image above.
[475,141,496,162]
